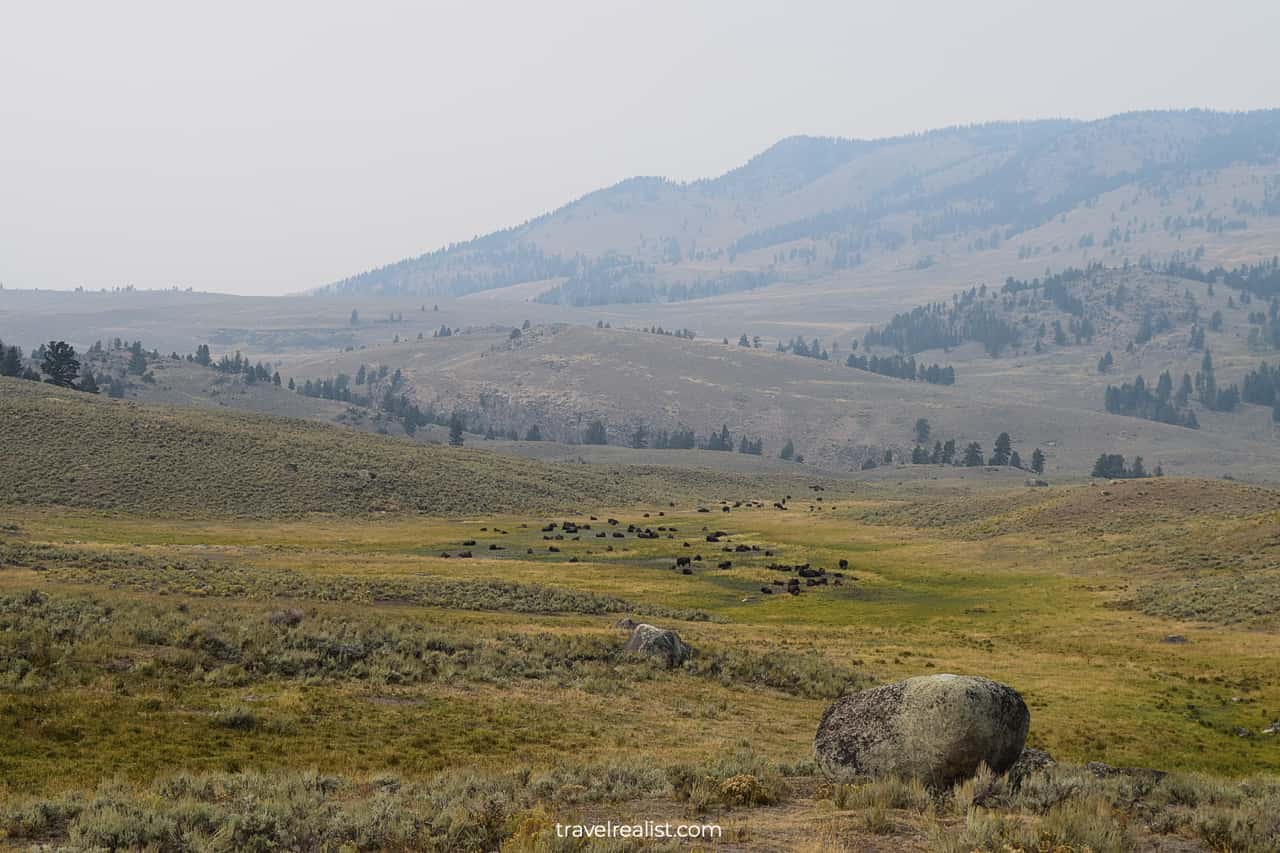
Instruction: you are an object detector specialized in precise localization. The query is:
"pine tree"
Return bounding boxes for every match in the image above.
[1009,450,1022,469]
[914,418,931,444]
[1030,448,1046,475]
[1,344,22,377]
[779,439,795,461]
[448,413,465,446]
[78,368,100,394]
[963,442,983,466]
[990,432,1012,466]
[525,425,543,441]
[40,341,80,388]
[583,419,608,445]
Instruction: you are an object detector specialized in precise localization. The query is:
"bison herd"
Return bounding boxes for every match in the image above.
[434,493,854,600]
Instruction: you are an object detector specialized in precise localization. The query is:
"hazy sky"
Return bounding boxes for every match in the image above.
[3,1,1278,296]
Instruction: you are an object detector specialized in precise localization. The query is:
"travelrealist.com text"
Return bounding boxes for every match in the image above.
[555,821,723,840]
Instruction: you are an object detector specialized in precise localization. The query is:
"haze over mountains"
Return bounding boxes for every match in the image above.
[5,108,1280,483]
[322,110,1280,309]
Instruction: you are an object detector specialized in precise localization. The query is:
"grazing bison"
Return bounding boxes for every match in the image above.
[676,556,692,567]
[717,560,732,570]
[681,567,692,575]
[838,559,849,570]
[458,551,473,559]
[462,539,477,546]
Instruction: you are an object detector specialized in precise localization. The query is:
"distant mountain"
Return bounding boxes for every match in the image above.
[320,110,1280,305]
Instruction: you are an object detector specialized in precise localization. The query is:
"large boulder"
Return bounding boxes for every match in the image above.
[624,623,690,667]
[814,674,1029,788]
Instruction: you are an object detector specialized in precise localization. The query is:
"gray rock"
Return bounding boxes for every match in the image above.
[814,674,1029,788]
[624,623,690,667]
[1085,761,1167,783]
[1007,747,1056,787]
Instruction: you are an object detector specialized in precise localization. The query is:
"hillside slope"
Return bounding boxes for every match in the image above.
[321,110,1280,309]
[276,321,1280,481]
[0,378,815,516]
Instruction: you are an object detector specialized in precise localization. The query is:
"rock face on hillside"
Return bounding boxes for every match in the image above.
[624,624,690,667]
[814,674,1029,788]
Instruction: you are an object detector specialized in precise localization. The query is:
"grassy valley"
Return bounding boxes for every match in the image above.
[4,107,1280,852]
[1,389,1278,848]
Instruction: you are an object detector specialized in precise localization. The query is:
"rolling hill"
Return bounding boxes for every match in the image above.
[0,377,827,517]
[271,294,1280,481]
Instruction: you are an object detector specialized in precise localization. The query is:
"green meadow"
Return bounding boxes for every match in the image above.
[3,472,1279,849]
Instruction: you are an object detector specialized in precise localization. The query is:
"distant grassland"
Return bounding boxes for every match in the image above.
[0,378,822,517]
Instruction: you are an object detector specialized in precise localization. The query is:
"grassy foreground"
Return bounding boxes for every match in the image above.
[1,470,1279,850]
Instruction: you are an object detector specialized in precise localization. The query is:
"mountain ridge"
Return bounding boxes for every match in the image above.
[319,109,1280,303]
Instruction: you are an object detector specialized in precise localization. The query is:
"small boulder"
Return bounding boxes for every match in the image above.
[1007,747,1056,787]
[1085,762,1167,783]
[814,674,1029,788]
[624,623,691,667]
